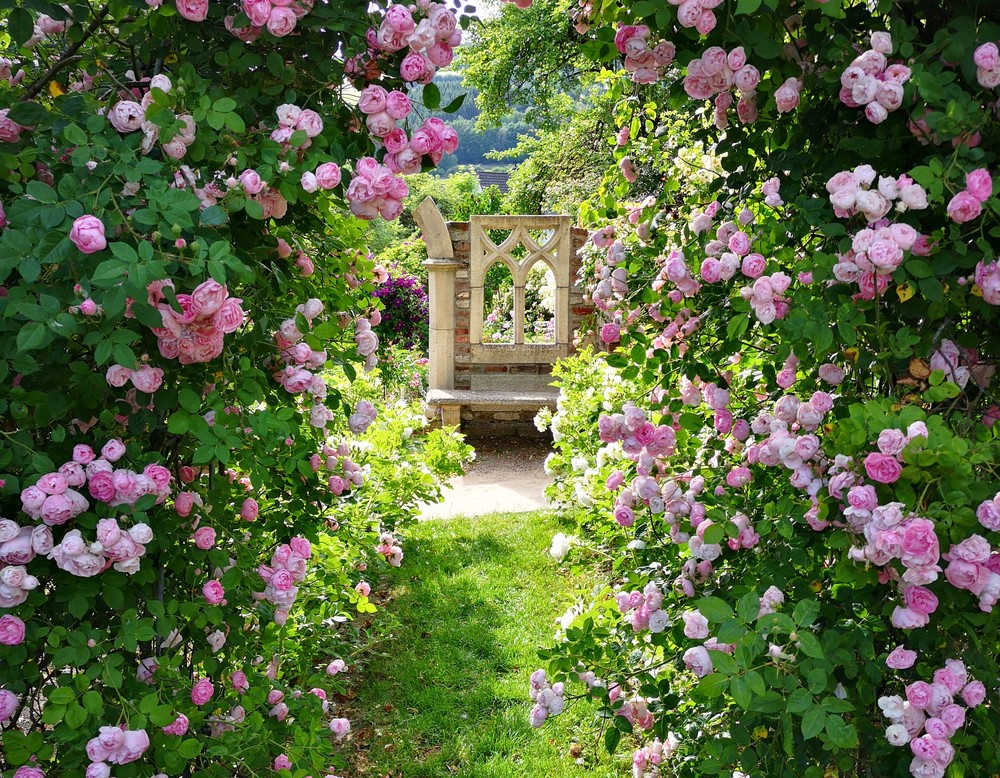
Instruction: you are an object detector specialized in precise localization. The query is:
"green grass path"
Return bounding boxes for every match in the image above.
[345,511,628,778]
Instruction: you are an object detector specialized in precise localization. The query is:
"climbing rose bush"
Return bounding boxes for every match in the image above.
[517,1,1000,777]
[0,0,469,774]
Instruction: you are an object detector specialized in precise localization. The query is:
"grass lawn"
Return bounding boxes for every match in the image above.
[344,511,629,778]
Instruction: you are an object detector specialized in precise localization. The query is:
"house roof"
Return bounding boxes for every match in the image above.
[475,169,510,194]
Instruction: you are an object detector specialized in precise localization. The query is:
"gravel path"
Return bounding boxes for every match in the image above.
[419,434,554,519]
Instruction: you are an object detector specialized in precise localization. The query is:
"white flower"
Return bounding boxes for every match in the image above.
[549,533,571,562]
[885,723,909,746]
[878,694,905,720]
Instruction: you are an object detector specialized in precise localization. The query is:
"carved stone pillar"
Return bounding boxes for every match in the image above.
[414,198,458,392]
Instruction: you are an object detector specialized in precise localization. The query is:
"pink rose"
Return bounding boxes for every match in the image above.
[231,670,249,693]
[239,169,265,195]
[0,689,18,722]
[886,645,917,669]
[314,162,341,189]
[400,52,427,82]
[0,614,26,644]
[329,717,351,740]
[385,91,411,120]
[266,5,297,36]
[191,279,228,317]
[73,444,96,464]
[193,526,216,549]
[358,85,387,114]
[600,322,620,344]
[70,215,107,254]
[682,645,713,677]
[295,109,323,137]
[947,191,983,223]
[903,585,939,615]
[974,43,999,70]
[130,366,164,394]
[105,364,132,388]
[240,498,259,521]
[965,168,993,202]
[900,518,940,568]
[961,680,986,707]
[191,677,214,705]
[274,754,292,770]
[864,452,902,483]
[109,101,144,133]
[162,713,189,736]
[741,253,766,278]
[212,297,244,333]
[203,580,225,604]
[176,0,209,21]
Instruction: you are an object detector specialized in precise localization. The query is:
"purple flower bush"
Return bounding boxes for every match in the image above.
[373,272,430,351]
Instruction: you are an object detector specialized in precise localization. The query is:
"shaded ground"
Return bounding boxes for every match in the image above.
[419,435,554,519]
[343,511,629,778]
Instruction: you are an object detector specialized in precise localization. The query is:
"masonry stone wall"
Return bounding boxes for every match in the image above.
[447,221,592,392]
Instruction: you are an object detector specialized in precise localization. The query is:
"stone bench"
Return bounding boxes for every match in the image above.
[426,388,560,429]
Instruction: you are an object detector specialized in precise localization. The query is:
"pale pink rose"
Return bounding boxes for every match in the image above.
[109,101,144,133]
[0,689,18,722]
[70,215,107,254]
[358,85,388,114]
[73,444,96,464]
[241,498,259,521]
[266,5,297,36]
[900,518,940,568]
[243,0,272,26]
[965,168,993,202]
[130,366,164,394]
[176,0,209,21]
[212,297,244,333]
[974,43,999,70]
[315,163,341,189]
[329,717,351,740]
[682,645,713,677]
[947,191,983,223]
[295,109,323,137]
[239,169,265,195]
[162,713,189,736]
[961,680,986,707]
[193,526,216,549]
[886,645,917,669]
[741,253,766,278]
[0,615,25,644]
[904,585,938,615]
[105,364,132,387]
[385,91,411,119]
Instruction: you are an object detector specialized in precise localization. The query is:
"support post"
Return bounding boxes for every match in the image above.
[414,198,459,392]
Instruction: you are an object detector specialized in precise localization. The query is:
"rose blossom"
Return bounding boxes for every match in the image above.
[864,452,902,484]
[70,216,107,254]
[191,677,214,705]
[0,615,25,645]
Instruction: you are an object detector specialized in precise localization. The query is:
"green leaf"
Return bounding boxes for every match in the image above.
[730,675,751,709]
[16,322,48,353]
[47,687,76,705]
[825,716,858,749]
[200,205,227,226]
[423,82,441,110]
[736,0,763,13]
[26,180,58,203]
[178,387,202,413]
[695,673,729,698]
[65,703,88,729]
[82,691,104,716]
[696,596,734,623]
[737,592,761,622]
[110,242,139,263]
[801,706,826,739]
[63,123,88,145]
[9,7,34,46]
[796,631,824,659]
[213,97,237,112]
[442,94,466,113]
[793,599,820,627]
[177,739,203,758]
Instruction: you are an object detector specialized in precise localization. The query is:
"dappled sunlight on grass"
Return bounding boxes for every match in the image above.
[344,511,629,778]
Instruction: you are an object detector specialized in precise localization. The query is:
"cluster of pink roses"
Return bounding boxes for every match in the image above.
[105,363,164,394]
[375,532,403,567]
[86,726,150,774]
[0,556,42,608]
[50,519,153,578]
[672,0,723,35]
[256,536,312,625]
[616,583,668,633]
[598,402,677,469]
[839,32,910,124]
[831,218,923,300]
[384,117,459,176]
[682,637,734,679]
[146,278,244,364]
[879,658,985,778]
[974,259,1000,305]
[348,400,378,435]
[345,157,409,221]
[683,47,761,126]
[946,168,992,224]
[235,0,314,40]
[973,41,1000,89]
[107,74,200,160]
[271,103,324,151]
[632,736,679,778]
[827,165,929,222]
[739,271,791,324]
[941,533,1000,613]
[300,162,342,194]
[528,669,565,728]
[613,25,676,84]
[354,314,380,370]
[370,2,461,83]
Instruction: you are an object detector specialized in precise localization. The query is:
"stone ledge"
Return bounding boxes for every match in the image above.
[426,388,560,409]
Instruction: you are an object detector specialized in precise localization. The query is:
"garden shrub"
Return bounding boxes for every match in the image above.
[503,1,1000,778]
